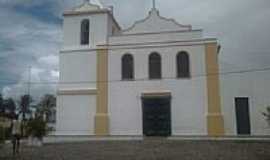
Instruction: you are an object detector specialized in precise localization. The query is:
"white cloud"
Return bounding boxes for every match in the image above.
[2,66,58,100]
[1,0,270,100]
[38,55,59,69]
[2,86,11,99]
[51,70,59,79]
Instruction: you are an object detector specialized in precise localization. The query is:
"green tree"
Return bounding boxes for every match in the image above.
[37,94,56,122]
[19,95,32,120]
[26,116,47,139]
[263,106,270,126]
[0,94,3,113]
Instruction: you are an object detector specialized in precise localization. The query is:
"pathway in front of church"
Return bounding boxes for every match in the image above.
[1,139,270,160]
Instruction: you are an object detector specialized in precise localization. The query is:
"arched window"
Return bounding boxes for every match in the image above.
[177,51,190,78]
[81,19,89,45]
[149,52,162,79]
[122,54,134,80]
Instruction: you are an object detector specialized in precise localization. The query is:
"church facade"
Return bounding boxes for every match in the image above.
[56,1,270,137]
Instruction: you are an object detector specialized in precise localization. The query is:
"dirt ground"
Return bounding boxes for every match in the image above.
[1,139,270,160]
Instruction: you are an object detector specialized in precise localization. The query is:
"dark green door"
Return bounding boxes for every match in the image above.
[143,97,171,136]
[235,97,251,135]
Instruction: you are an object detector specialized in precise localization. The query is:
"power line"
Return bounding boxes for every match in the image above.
[0,65,270,85]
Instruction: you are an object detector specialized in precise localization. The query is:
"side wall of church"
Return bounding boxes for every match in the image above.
[221,72,270,136]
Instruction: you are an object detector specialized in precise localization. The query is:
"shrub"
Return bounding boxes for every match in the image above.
[0,126,5,144]
[4,127,11,140]
[26,117,47,139]
[262,106,270,126]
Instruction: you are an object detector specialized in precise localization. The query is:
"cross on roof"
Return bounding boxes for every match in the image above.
[152,0,156,9]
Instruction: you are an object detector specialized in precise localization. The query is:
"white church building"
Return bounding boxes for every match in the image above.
[56,0,270,137]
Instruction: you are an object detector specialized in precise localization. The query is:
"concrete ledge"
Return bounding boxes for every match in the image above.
[168,136,270,141]
[43,135,270,144]
[57,88,97,95]
[44,136,143,144]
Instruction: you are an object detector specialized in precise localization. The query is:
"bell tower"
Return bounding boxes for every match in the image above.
[57,0,120,136]
[62,0,120,49]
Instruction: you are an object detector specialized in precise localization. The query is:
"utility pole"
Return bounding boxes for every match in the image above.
[27,66,31,98]
[25,66,31,121]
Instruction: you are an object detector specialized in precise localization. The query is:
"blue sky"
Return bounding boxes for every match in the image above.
[0,0,270,99]
[13,1,61,24]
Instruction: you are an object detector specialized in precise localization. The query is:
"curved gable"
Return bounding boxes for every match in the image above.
[73,3,101,12]
[122,9,192,35]
[64,1,103,15]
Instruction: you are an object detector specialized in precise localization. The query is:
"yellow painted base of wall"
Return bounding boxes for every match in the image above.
[95,113,109,136]
[207,114,225,136]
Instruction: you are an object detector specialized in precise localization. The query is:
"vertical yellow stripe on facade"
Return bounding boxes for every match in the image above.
[205,43,225,136]
[95,48,109,136]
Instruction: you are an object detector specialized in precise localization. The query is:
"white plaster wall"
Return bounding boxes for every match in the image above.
[56,94,96,135]
[109,31,203,45]
[221,71,270,136]
[107,14,121,36]
[63,13,109,48]
[108,44,208,136]
[59,50,96,90]
[58,11,112,135]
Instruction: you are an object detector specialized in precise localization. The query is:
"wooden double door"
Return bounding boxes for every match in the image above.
[142,97,171,137]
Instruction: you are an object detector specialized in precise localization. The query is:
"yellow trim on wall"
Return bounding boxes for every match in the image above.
[205,43,225,136]
[95,48,109,136]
